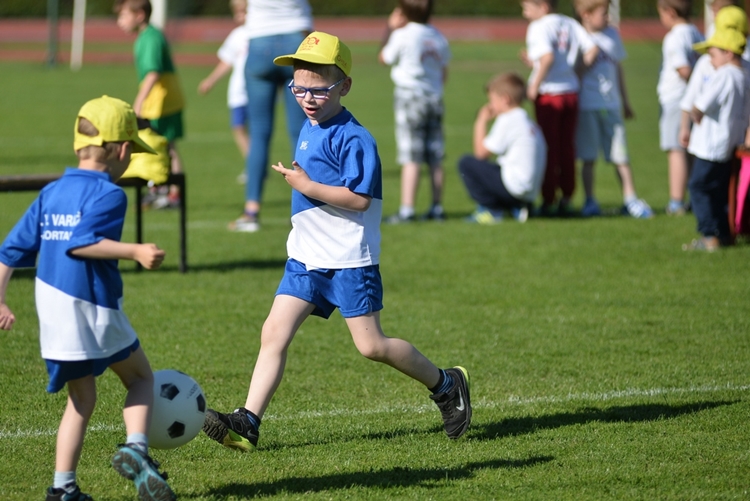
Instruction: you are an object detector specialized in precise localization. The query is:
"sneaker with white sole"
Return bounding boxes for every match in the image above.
[511,206,529,223]
[228,214,260,233]
[111,444,175,501]
[430,366,472,439]
[624,198,654,219]
[465,208,502,224]
[202,407,259,452]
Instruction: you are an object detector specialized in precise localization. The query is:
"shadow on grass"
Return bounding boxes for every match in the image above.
[197,456,553,499]
[471,400,737,441]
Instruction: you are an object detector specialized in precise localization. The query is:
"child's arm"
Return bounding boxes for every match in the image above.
[689,106,704,125]
[378,7,407,64]
[679,110,692,148]
[472,103,496,160]
[271,161,372,212]
[69,239,165,270]
[676,65,692,82]
[133,71,160,116]
[582,45,599,68]
[527,52,554,101]
[0,262,15,331]
[198,61,232,94]
[616,62,634,119]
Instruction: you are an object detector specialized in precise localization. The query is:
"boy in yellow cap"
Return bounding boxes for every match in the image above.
[680,28,749,251]
[201,31,472,451]
[0,96,175,501]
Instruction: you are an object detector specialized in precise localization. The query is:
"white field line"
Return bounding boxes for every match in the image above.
[1,383,747,440]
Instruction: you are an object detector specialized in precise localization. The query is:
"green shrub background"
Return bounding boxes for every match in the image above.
[0,0,699,18]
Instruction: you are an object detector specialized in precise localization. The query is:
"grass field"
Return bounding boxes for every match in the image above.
[1,40,750,500]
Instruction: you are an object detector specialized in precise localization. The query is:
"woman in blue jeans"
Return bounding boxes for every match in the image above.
[229,0,313,233]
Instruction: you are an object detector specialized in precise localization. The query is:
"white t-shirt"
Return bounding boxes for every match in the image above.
[579,26,626,111]
[657,23,703,105]
[245,0,313,39]
[380,22,451,96]
[687,64,748,162]
[483,107,547,202]
[681,55,750,112]
[217,25,250,108]
[525,14,595,95]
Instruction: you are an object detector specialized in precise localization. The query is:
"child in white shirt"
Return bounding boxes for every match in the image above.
[681,28,749,251]
[657,0,704,215]
[458,72,547,224]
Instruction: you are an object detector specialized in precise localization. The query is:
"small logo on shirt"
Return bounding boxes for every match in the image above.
[300,141,309,150]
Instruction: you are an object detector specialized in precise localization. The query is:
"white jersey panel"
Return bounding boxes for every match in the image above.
[217,25,250,108]
[36,278,137,361]
[381,22,450,95]
[245,0,313,39]
[657,23,703,105]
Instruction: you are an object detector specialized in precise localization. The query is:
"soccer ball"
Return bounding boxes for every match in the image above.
[148,369,207,449]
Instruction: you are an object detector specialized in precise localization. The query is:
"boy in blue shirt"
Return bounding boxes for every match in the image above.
[201,32,471,451]
[0,96,174,501]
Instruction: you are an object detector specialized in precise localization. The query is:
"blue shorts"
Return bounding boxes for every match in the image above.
[230,105,249,128]
[276,258,384,319]
[44,339,140,393]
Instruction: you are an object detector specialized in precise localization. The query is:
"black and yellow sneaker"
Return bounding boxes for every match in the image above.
[202,408,259,452]
[45,485,93,501]
[430,366,471,439]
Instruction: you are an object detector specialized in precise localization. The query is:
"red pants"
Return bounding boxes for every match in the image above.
[535,92,579,206]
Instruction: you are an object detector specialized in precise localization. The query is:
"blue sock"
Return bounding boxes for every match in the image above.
[126,433,149,454]
[53,471,76,491]
[429,369,454,394]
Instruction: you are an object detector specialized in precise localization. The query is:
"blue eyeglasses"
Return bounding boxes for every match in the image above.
[287,78,346,99]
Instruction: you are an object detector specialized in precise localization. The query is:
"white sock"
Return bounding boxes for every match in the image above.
[399,206,415,218]
[53,471,76,490]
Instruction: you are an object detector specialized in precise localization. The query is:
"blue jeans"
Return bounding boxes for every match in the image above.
[458,155,527,213]
[689,156,731,240]
[244,33,307,205]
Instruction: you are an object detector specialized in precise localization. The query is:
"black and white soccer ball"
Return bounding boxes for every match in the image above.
[148,369,206,449]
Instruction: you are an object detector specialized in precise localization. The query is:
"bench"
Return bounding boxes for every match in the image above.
[0,172,187,273]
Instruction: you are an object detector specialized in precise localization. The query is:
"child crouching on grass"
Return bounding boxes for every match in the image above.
[201,32,471,452]
[0,96,174,501]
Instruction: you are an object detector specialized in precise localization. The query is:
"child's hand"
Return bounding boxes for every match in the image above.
[0,303,15,330]
[197,79,213,95]
[134,244,165,270]
[477,103,496,122]
[678,126,691,148]
[518,48,532,68]
[387,7,408,30]
[527,82,539,101]
[623,103,634,120]
[272,161,311,191]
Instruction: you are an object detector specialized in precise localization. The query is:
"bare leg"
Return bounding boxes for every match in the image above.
[244,295,315,417]
[56,376,96,472]
[428,162,444,206]
[232,125,250,159]
[400,162,421,210]
[668,149,689,202]
[582,160,596,199]
[345,311,440,388]
[615,162,637,200]
[109,347,154,437]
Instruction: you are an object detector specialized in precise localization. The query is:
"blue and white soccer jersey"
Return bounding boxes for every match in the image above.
[278,109,384,318]
[286,109,382,269]
[0,169,138,370]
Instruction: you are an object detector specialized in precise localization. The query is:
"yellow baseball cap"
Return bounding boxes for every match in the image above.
[715,5,748,36]
[273,31,352,76]
[74,96,156,154]
[693,27,747,55]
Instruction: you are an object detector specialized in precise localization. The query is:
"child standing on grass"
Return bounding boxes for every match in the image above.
[201,32,471,451]
[379,0,451,223]
[198,0,251,185]
[0,96,174,501]
[574,0,653,219]
[520,0,598,217]
[458,72,547,224]
[656,0,704,215]
[115,0,185,209]
[679,29,749,251]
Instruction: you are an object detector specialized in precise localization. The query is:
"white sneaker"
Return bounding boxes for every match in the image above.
[624,199,653,219]
[228,216,259,233]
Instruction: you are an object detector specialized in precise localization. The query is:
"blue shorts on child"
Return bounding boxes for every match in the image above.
[45,339,140,393]
[276,258,384,319]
